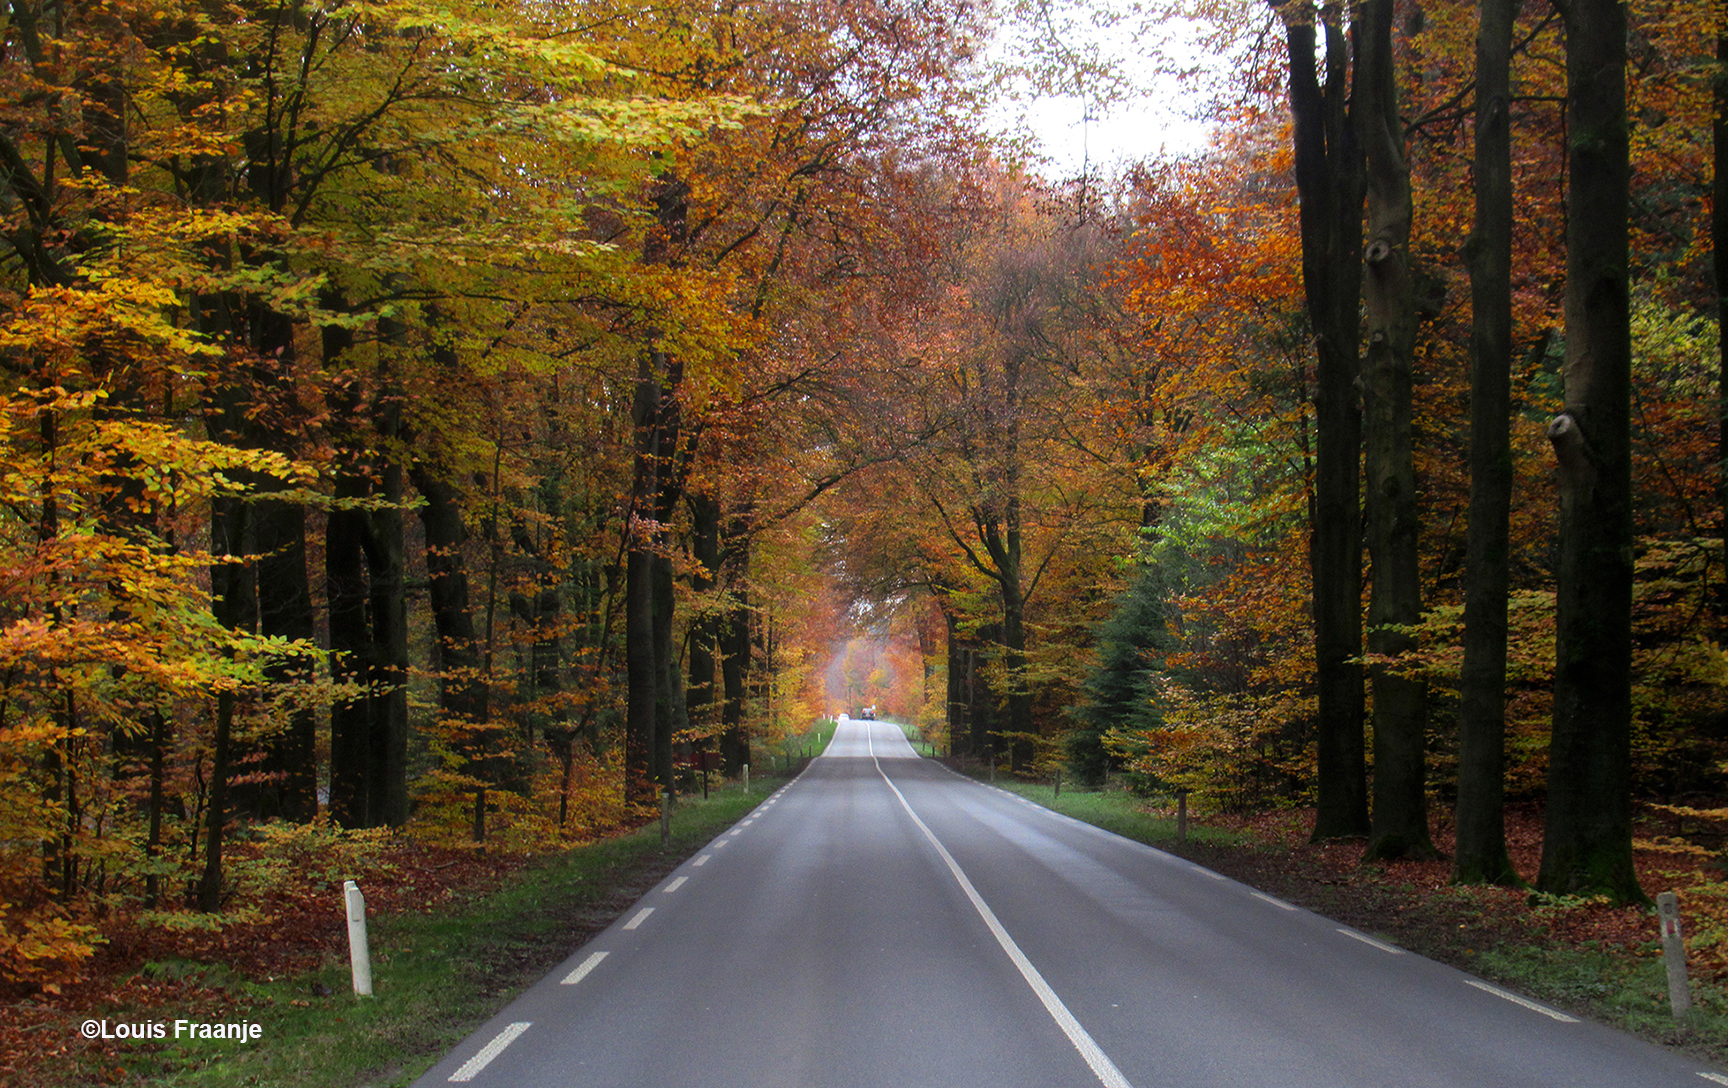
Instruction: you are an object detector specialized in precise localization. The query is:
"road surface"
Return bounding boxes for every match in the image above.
[410,718,1727,1087]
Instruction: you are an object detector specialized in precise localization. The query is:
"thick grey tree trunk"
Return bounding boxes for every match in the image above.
[1357,0,1435,862]
[1282,4,1369,840]
[1454,0,1521,886]
[1535,0,1643,905]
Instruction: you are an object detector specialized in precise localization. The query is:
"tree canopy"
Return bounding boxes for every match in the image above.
[2,0,1723,991]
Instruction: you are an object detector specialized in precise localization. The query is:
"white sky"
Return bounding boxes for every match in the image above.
[995,89,1216,178]
[978,1,1225,178]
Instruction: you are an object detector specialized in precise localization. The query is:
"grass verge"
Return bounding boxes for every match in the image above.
[62,785,770,1088]
[892,719,940,757]
[1473,943,1728,1059]
[974,779,1239,848]
[775,718,838,765]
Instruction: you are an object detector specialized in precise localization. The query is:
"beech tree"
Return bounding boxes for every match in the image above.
[1454,0,1521,886]
[1536,0,1643,904]
[1273,0,1369,840]
[1357,0,1434,861]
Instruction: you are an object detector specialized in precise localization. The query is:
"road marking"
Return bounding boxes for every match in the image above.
[868,733,1135,1088]
[713,839,729,848]
[692,854,710,866]
[623,908,654,930]
[728,828,743,836]
[1198,868,1227,880]
[1697,1073,1728,1085]
[1463,978,1578,1022]
[1251,891,1297,911]
[1336,928,1403,954]
[448,1022,530,1082]
[664,876,687,893]
[560,951,607,985]
[742,819,755,825]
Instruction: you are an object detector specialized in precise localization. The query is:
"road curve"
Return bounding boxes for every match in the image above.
[410,718,1727,1088]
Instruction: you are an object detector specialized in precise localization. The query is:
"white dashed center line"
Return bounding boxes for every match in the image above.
[692,854,710,866]
[448,1022,531,1082]
[623,908,654,930]
[560,951,607,985]
[664,876,687,893]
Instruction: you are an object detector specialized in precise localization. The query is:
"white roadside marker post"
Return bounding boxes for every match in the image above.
[742,763,749,794]
[1658,890,1690,1019]
[344,880,373,997]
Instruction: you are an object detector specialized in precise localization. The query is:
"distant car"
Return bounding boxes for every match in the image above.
[860,706,875,720]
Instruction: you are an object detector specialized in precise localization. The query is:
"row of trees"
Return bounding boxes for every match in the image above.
[1,0,1719,991]
[820,0,1718,910]
[0,0,985,987]
[1041,0,1715,905]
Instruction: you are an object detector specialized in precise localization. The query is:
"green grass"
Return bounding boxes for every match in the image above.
[1475,944,1728,1063]
[774,718,838,764]
[69,787,768,1088]
[968,777,1240,848]
[890,718,940,757]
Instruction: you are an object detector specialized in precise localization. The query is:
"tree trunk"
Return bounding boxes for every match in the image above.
[1357,0,1435,862]
[144,709,168,909]
[324,321,410,830]
[944,608,970,757]
[719,594,752,775]
[686,492,721,743]
[652,549,679,791]
[1454,0,1521,885]
[327,470,373,826]
[413,462,490,835]
[1282,4,1369,840]
[245,305,317,823]
[364,453,409,828]
[411,464,487,725]
[626,355,665,807]
[1535,0,1643,904]
[252,495,316,821]
[327,471,409,829]
[200,494,254,911]
[1716,8,1727,613]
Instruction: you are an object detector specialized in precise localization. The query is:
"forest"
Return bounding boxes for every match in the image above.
[0,0,1719,996]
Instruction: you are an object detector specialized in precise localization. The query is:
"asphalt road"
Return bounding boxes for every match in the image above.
[410,718,1728,1087]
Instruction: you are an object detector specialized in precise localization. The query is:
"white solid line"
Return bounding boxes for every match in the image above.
[867,732,1134,1088]
[1463,978,1578,1022]
[560,951,607,986]
[1199,869,1228,880]
[1698,1073,1728,1085]
[623,908,654,930]
[664,876,688,893]
[1251,891,1297,911]
[1336,928,1403,955]
[448,1021,531,1082]
[692,854,710,866]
